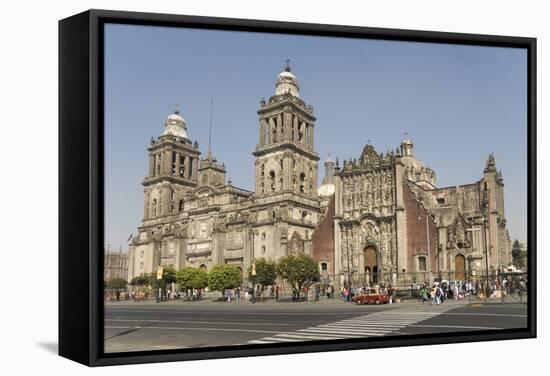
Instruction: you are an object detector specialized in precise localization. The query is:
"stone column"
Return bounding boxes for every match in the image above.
[184,156,190,179]
[259,118,265,147]
[161,186,170,216]
[293,116,298,142]
[143,191,150,219]
[175,152,180,177]
[309,123,314,150]
[283,112,291,141]
[277,113,282,141]
[268,117,275,144]
[148,155,154,177]
[192,158,199,181]
[255,161,261,193]
[437,227,447,271]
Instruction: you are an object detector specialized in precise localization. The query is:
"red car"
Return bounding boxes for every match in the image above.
[353,289,390,305]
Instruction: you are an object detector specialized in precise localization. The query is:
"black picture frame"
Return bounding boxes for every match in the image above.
[59,9,537,367]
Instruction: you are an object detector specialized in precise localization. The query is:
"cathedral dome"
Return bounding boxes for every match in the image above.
[275,60,300,97]
[317,182,335,197]
[162,107,188,139]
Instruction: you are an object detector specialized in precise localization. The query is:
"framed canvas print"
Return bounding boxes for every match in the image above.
[59,9,536,366]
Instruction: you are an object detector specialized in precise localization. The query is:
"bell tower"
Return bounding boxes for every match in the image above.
[142,106,201,222]
[253,61,319,197]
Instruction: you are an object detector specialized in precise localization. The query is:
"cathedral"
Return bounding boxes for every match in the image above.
[127,62,512,288]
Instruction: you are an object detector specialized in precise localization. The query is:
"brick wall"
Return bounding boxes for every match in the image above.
[403,185,437,273]
[312,196,335,274]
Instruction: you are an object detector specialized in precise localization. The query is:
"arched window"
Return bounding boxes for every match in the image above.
[269,170,276,191]
[151,199,157,218]
[418,256,427,271]
[178,199,184,212]
[299,173,306,193]
[321,262,328,272]
[201,174,208,185]
[199,264,207,272]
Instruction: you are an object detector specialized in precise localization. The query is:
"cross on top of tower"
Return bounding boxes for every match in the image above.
[285,59,291,72]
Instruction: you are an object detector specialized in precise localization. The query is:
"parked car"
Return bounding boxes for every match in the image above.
[353,289,390,305]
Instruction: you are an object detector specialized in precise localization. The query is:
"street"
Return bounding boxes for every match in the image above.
[104,299,527,353]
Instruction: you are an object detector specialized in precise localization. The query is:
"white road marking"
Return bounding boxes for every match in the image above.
[105,318,292,326]
[245,305,454,344]
[411,324,505,330]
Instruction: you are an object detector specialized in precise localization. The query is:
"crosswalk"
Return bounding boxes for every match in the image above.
[246,306,451,344]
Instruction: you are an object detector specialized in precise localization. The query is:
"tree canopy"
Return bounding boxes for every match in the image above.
[511,239,527,269]
[105,277,127,290]
[248,258,277,288]
[177,267,208,291]
[129,274,149,287]
[277,253,320,299]
[149,266,177,290]
[208,264,242,292]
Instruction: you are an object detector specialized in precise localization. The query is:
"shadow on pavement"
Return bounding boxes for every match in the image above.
[37,341,58,354]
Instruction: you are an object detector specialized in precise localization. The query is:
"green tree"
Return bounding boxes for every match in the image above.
[208,264,242,295]
[105,277,127,290]
[277,253,320,300]
[129,274,149,287]
[177,267,208,292]
[248,258,277,291]
[149,266,177,290]
[511,239,526,269]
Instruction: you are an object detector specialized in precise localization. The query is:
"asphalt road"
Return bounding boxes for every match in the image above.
[104,299,528,353]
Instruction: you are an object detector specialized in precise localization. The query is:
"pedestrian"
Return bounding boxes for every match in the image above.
[275,285,279,300]
[438,285,444,303]
[420,286,428,304]
[236,287,241,302]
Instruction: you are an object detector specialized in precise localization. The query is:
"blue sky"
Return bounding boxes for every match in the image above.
[104,23,527,251]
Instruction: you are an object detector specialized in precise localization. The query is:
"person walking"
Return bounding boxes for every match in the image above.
[275,285,279,300]
[420,285,429,304]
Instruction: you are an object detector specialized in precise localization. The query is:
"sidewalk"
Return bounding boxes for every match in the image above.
[105,296,472,307]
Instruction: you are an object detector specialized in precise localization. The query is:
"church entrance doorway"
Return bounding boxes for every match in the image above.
[364,246,378,285]
[455,254,466,280]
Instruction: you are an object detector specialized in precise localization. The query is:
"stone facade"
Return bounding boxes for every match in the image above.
[104,250,128,281]
[127,63,512,288]
[332,138,512,287]
[128,63,321,282]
